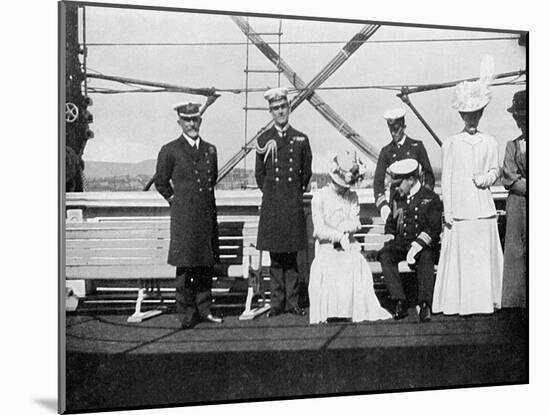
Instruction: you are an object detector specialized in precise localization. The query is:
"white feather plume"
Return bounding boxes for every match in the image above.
[452,55,494,112]
[479,55,495,86]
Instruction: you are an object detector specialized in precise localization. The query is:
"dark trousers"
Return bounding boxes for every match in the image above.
[379,239,435,305]
[175,267,213,324]
[269,252,300,312]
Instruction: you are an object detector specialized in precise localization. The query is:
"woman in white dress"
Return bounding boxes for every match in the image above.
[308,152,392,324]
[432,56,503,316]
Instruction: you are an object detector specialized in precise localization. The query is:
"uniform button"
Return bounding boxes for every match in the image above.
[276,177,280,182]
[414,215,418,219]
[288,177,292,182]
[194,170,198,174]
[275,158,278,163]
[289,158,293,162]
[289,167,293,172]
[290,148,294,153]
[199,188,203,192]
[197,179,200,183]
[415,207,418,211]
[275,167,279,172]
[207,169,211,173]
[393,154,397,158]
[404,223,407,227]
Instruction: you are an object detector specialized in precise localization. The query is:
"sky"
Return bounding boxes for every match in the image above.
[79,5,525,173]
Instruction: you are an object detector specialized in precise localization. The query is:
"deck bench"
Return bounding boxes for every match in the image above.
[65,218,257,321]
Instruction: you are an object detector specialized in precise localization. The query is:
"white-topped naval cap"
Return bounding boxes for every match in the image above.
[383,107,406,121]
[173,101,201,117]
[263,87,289,102]
[388,158,419,179]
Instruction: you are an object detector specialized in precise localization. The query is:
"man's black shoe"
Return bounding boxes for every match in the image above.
[180,321,195,330]
[418,302,432,323]
[394,300,408,320]
[288,307,306,316]
[266,308,283,318]
[202,314,223,324]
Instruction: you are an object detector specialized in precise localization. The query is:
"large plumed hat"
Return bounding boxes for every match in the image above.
[328,151,367,188]
[452,55,495,113]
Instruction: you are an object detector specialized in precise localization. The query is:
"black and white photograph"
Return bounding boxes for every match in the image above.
[1,0,538,413]
[57,0,532,413]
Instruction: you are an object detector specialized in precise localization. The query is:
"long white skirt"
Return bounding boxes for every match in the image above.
[308,243,392,324]
[432,217,503,315]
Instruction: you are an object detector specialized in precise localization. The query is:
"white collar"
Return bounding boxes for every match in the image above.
[275,124,290,135]
[408,181,421,198]
[395,135,406,147]
[183,133,200,148]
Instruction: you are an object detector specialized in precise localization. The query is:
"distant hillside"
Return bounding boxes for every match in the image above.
[84,159,156,179]
[82,159,443,191]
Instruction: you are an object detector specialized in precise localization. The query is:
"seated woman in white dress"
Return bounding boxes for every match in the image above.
[308,152,392,324]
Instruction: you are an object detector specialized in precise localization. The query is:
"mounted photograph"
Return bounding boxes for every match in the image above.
[59,1,528,413]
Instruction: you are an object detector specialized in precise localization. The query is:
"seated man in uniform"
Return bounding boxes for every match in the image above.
[378,159,442,322]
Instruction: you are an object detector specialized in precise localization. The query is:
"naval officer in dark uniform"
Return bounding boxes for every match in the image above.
[374,108,435,222]
[378,159,442,322]
[155,101,223,329]
[255,87,313,317]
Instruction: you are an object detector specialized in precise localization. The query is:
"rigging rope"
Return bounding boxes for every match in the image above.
[87,75,525,95]
[85,36,520,47]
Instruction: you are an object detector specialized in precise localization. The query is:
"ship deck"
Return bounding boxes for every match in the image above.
[64,308,527,413]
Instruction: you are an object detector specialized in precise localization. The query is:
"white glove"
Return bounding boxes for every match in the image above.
[444,212,454,228]
[406,241,423,265]
[340,233,351,251]
[380,205,391,222]
[472,170,497,189]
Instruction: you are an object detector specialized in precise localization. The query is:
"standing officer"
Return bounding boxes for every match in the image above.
[255,87,313,317]
[374,108,435,222]
[155,101,223,329]
[378,159,442,322]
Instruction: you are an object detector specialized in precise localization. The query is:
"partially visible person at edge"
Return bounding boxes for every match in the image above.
[373,107,435,222]
[255,87,312,318]
[154,101,223,329]
[432,56,504,316]
[308,151,392,324]
[501,90,527,308]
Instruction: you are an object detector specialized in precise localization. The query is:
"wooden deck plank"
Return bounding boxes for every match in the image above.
[66,264,245,279]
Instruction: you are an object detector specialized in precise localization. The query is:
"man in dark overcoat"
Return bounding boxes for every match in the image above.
[374,108,435,222]
[255,87,313,317]
[155,101,223,329]
[378,159,442,322]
